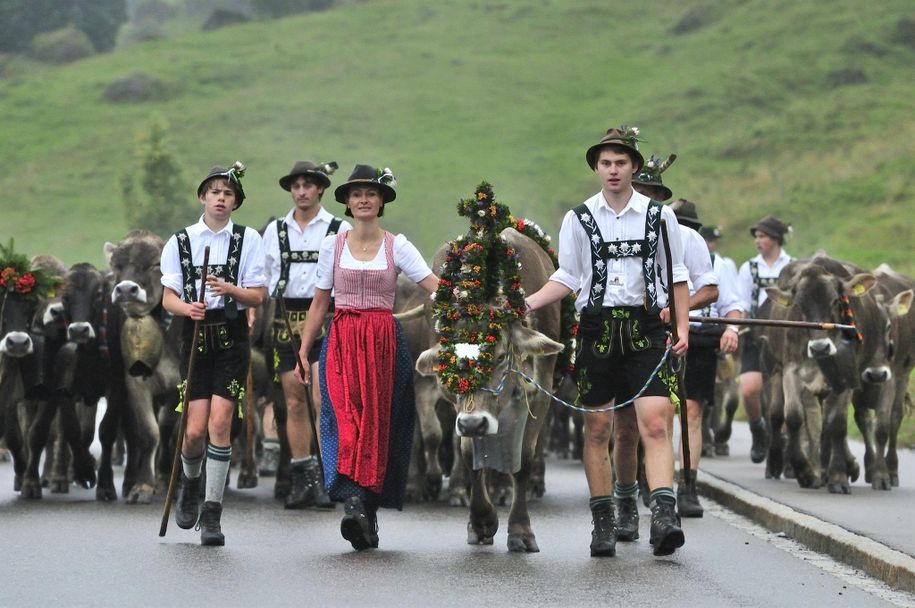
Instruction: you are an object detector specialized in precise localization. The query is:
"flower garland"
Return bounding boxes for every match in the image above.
[432,182,578,395]
[0,240,60,299]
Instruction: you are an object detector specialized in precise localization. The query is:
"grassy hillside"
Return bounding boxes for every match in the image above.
[0,0,913,274]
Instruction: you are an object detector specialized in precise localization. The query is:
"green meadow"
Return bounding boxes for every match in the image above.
[1,0,913,272]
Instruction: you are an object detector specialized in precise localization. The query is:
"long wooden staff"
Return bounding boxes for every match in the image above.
[277,293,325,474]
[659,220,690,474]
[241,320,257,485]
[159,246,210,537]
[691,316,855,331]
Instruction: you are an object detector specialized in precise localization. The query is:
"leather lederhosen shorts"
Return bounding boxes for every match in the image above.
[181,309,249,402]
[575,306,675,407]
[272,297,332,374]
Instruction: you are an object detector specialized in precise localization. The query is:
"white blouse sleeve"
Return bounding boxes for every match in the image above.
[239,227,267,289]
[393,234,433,283]
[315,234,338,290]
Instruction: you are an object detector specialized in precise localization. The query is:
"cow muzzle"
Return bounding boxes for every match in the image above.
[0,331,33,357]
[455,411,499,437]
[862,366,892,384]
[112,280,147,305]
[807,338,837,359]
[67,321,96,344]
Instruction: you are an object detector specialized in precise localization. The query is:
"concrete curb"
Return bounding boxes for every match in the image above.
[697,470,915,593]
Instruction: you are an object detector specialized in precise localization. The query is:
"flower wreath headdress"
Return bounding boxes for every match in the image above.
[0,240,61,300]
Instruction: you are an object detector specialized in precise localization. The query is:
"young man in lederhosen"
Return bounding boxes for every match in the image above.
[525,127,690,558]
[262,161,351,509]
[736,215,793,463]
[161,163,267,545]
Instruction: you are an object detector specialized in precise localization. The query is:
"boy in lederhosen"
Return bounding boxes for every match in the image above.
[262,161,351,509]
[526,127,690,557]
[735,215,793,463]
[161,163,267,546]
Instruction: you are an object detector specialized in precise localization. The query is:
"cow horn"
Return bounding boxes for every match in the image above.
[394,304,425,321]
[658,154,677,174]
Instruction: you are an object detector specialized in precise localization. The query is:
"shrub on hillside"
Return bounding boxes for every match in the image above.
[826,67,868,88]
[121,117,197,238]
[30,26,95,64]
[121,19,165,45]
[202,9,251,31]
[103,72,171,103]
[670,5,718,35]
[891,17,915,51]
[251,0,334,18]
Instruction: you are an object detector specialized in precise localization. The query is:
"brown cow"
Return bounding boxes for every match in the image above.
[416,228,563,552]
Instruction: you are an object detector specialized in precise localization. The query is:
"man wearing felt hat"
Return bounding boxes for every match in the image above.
[262,160,351,509]
[526,126,690,558]
[734,214,794,463]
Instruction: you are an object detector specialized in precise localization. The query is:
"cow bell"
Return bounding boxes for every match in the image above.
[120,315,163,378]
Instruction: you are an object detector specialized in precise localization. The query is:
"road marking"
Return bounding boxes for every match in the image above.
[707,500,915,607]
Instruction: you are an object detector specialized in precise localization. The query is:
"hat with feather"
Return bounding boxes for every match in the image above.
[278,160,338,191]
[585,125,644,170]
[633,153,676,201]
[197,161,247,208]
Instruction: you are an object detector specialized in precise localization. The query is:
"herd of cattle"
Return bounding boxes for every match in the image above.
[0,228,913,552]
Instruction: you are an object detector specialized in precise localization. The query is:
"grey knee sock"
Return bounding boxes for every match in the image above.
[205,443,232,504]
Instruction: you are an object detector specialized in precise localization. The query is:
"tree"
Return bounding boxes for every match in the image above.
[0,0,127,53]
[121,116,197,238]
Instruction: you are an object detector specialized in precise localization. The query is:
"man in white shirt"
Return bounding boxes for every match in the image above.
[526,126,690,558]
[262,161,351,509]
[736,215,793,463]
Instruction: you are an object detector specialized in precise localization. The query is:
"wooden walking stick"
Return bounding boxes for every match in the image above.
[277,293,325,474]
[692,316,855,331]
[659,220,690,475]
[240,319,258,488]
[159,246,210,537]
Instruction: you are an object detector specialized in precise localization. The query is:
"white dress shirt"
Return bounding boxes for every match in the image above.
[161,216,266,310]
[737,249,793,315]
[315,233,433,290]
[550,189,689,312]
[262,207,351,297]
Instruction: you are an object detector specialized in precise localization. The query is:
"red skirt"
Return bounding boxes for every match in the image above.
[324,308,396,493]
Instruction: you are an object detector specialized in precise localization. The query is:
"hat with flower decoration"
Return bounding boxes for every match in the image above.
[585,125,644,169]
[749,214,791,243]
[633,153,677,201]
[699,225,722,241]
[197,161,247,208]
[669,198,702,230]
[278,160,338,191]
[334,164,397,204]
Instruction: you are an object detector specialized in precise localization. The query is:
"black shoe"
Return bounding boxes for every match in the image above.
[315,466,336,510]
[589,510,616,557]
[174,473,201,530]
[341,496,372,551]
[649,500,685,556]
[198,501,225,546]
[614,495,640,541]
[749,418,769,464]
[367,510,379,549]
[285,462,319,510]
[677,470,704,518]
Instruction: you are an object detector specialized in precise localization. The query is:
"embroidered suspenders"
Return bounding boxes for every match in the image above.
[573,200,663,315]
[749,260,780,318]
[274,217,344,297]
[176,224,246,317]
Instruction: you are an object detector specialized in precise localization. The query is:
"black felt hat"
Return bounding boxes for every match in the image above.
[749,214,791,242]
[278,160,337,191]
[669,198,702,230]
[699,225,722,241]
[333,164,397,204]
[197,162,246,208]
[585,126,644,170]
[633,153,677,202]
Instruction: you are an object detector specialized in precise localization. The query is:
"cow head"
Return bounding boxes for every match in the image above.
[865,288,914,383]
[416,321,563,437]
[105,231,164,318]
[0,290,38,358]
[766,267,876,360]
[61,263,105,344]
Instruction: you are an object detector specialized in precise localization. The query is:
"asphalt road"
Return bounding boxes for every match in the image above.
[1,454,911,607]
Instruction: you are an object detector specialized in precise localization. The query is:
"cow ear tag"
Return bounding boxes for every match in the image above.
[852,284,867,296]
[772,293,791,307]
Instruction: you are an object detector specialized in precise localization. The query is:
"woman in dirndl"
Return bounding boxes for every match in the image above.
[296,164,438,551]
